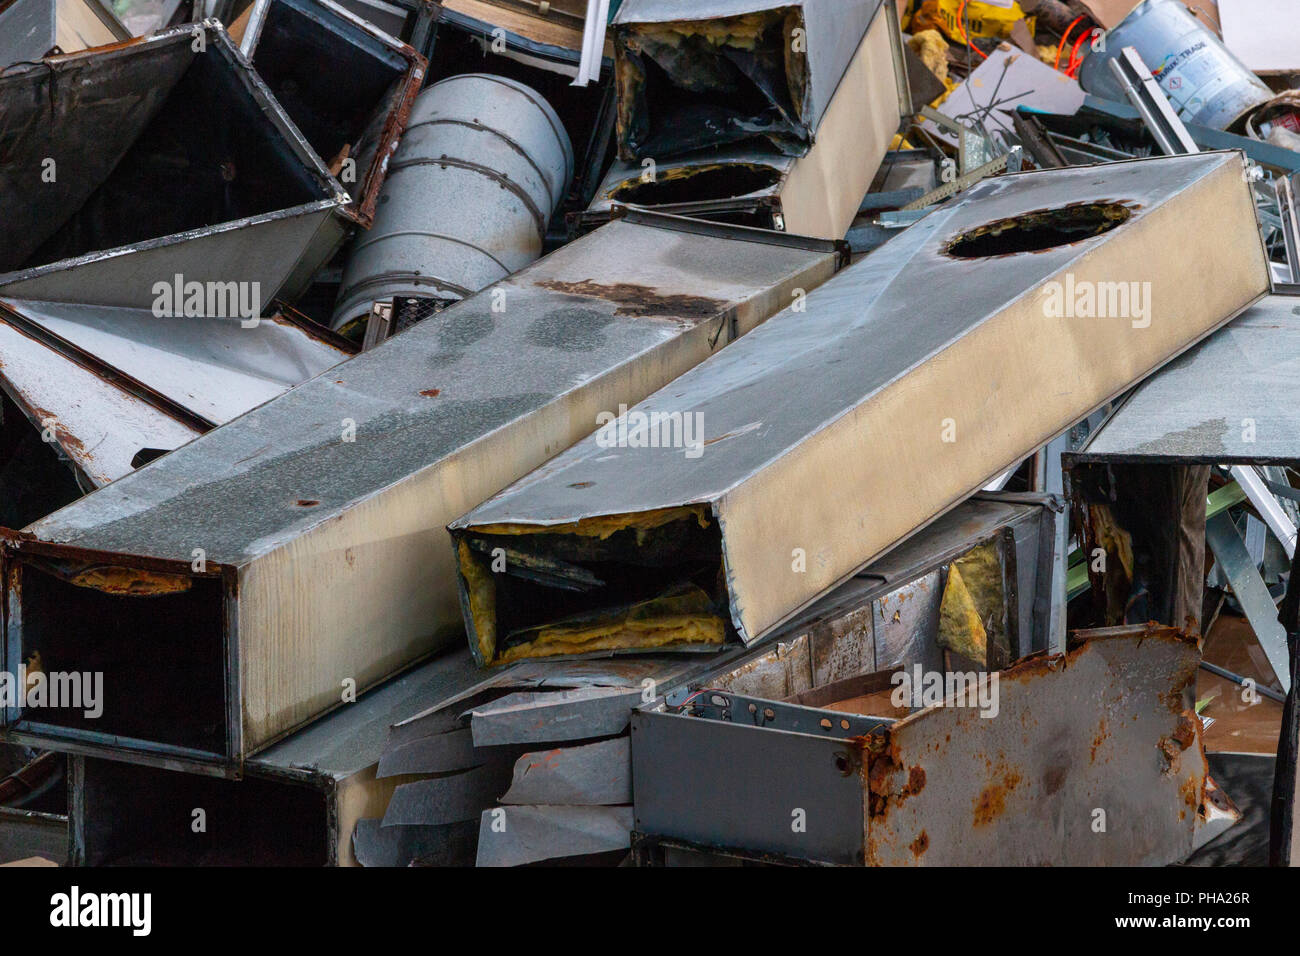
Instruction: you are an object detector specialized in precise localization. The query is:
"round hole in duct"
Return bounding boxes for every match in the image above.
[944,202,1133,258]
[610,164,783,205]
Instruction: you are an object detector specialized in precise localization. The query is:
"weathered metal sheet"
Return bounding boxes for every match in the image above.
[612,0,886,159]
[867,625,1216,865]
[241,0,427,228]
[1,298,352,434]
[0,0,58,67]
[0,23,350,309]
[2,212,843,769]
[475,804,633,866]
[383,763,513,827]
[351,818,478,867]
[633,625,1224,865]
[454,154,1263,662]
[499,737,631,805]
[1071,295,1300,465]
[632,699,879,864]
[0,317,202,492]
[469,688,642,746]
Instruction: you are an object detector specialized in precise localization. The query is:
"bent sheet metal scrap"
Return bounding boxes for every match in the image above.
[0,298,354,528]
[630,625,1235,866]
[450,152,1271,665]
[0,211,843,769]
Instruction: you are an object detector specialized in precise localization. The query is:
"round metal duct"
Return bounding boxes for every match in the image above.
[332,73,574,332]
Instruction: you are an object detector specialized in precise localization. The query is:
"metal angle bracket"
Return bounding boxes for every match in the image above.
[1205,510,1291,693]
[1107,46,1199,156]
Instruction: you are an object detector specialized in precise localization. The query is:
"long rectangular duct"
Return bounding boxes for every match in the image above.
[449,152,1271,665]
[237,0,427,228]
[0,211,844,770]
[581,0,909,240]
[0,22,351,309]
[612,0,886,160]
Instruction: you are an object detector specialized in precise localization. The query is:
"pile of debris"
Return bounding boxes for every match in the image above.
[1,0,1299,868]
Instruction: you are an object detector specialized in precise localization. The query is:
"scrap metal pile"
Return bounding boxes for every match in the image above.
[1,0,1299,868]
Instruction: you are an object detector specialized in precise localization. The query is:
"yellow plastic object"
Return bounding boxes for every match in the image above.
[937,0,1031,41]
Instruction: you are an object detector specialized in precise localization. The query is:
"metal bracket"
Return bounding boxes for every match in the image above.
[1107,46,1198,156]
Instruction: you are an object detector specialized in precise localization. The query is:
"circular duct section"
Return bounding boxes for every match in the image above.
[332,74,574,332]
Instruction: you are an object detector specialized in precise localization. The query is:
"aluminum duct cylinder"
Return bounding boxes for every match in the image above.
[332,74,574,331]
[1078,0,1271,131]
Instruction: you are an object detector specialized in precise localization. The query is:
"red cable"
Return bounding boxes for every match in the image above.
[957,0,989,60]
[1066,28,1091,77]
[1054,14,1085,71]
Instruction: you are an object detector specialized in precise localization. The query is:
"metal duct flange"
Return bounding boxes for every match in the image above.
[332,72,575,331]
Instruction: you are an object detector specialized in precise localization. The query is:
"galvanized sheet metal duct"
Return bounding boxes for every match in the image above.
[612,0,884,159]
[584,0,909,240]
[332,73,575,330]
[1,212,843,770]
[450,152,1272,664]
[239,0,427,228]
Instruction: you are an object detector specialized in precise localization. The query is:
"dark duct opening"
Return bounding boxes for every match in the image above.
[14,561,228,756]
[0,390,83,529]
[610,163,783,205]
[78,757,328,865]
[251,0,410,202]
[945,202,1132,258]
[461,512,730,663]
[7,38,325,272]
[618,10,807,160]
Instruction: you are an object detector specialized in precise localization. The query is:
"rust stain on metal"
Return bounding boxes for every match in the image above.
[973,769,1021,827]
[534,279,727,319]
[908,830,929,857]
[1090,719,1108,763]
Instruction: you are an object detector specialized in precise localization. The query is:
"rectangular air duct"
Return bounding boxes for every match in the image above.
[450,152,1271,665]
[238,0,427,228]
[582,0,909,239]
[612,0,886,160]
[0,211,844,770]
[0,23,351,309]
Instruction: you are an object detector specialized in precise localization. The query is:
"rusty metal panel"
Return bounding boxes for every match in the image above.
[631,625,1227,865]
[2,212,843,769]
[0,23,350,309]
[865,626,1215,865]
[451,153,1271,662]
